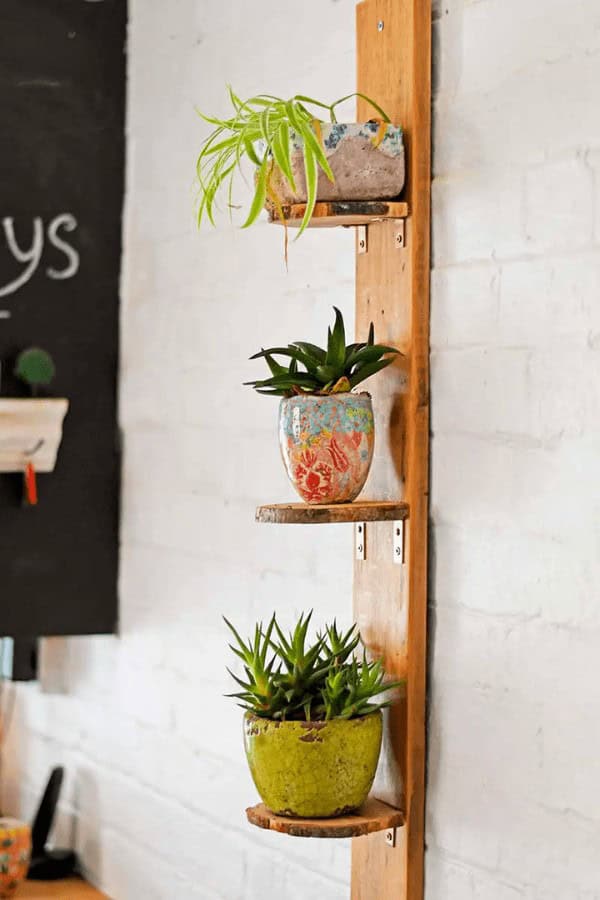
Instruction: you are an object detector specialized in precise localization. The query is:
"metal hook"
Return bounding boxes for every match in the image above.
[24,438,44,458]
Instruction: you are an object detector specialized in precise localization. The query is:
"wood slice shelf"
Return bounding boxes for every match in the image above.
[246,798,404,839]
[255,500,409,525]
[268,200,409,228]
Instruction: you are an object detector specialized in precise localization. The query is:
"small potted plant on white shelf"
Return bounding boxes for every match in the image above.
[0,348,68,476]
[245,307,399,505]
[226,611,402,818]
[195,88,405,237]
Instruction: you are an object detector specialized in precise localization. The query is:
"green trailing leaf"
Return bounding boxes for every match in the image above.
[225,611,403,722]
[246,307,401,398]
[194,89,393,243]
[242,156,270,228]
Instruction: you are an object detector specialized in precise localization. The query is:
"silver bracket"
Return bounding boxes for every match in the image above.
[385,827,397,847]
[394,220,405,250]
[393,520,405,565]
[357,225,368,254]
[355,522,366,561]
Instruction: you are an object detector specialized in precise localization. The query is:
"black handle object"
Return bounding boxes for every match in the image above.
[28,766,77,881]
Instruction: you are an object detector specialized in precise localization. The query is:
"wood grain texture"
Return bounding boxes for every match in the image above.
[352,1,431,899]
[246,798,404,838]
[269,200,409,228]
[255,500,409,524]
[19,878,108,899]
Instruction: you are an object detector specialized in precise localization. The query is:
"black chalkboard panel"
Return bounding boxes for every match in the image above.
[0,1,125,636]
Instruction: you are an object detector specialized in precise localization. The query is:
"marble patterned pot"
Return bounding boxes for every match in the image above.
[267,122,405,204]
[0,819,31,898]
[279,393,374,504]
[244,711,383,818]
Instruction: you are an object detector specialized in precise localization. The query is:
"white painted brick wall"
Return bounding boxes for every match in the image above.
[3,1,600,898]
[429,1,600,898]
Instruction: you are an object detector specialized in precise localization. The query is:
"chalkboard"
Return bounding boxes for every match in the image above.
[0,0,125,636]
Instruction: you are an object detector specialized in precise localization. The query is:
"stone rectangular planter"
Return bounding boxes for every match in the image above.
[268,122,405,204]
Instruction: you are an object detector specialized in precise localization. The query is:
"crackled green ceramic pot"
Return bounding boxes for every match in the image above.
[243,711,382,818]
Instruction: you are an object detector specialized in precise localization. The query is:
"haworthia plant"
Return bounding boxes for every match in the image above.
[224,611,404,721]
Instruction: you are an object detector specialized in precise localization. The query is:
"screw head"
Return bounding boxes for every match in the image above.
[378,19,384,31]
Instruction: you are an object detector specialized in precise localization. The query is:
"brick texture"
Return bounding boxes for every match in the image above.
[3,1,600,899]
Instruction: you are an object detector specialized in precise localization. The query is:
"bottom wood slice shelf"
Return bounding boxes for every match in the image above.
[246,798,404,839]
[256,500,409,524]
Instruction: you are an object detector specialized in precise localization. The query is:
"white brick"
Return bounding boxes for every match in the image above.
[432,170,526,265]
[524,158,594,252]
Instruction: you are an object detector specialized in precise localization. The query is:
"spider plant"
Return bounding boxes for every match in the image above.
[195,88,391,237]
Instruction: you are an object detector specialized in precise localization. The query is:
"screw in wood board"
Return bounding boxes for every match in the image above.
[355,522,367,560]
[377,20,384,31]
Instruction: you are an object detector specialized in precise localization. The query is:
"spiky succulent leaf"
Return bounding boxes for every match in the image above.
[225,612,403,722]
[247,307,400,397]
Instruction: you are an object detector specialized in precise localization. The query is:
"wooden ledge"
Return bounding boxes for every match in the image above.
[256,500,409,525]
[20,878,107,898]
[269,200,409,228]
[246,798,404,839]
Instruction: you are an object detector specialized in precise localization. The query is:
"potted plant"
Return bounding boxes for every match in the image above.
[196,89,404,237]
[0,348,69,478]
[245,307,399,504]
[226,612,402,818]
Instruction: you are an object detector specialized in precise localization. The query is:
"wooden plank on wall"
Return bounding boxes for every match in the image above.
[352,0,431,898]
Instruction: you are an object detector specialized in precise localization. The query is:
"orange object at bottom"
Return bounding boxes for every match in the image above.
[18,879,108,899]
[24,463,37,506]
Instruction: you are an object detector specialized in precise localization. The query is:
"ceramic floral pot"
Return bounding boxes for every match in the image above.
[268,122,405,204]
[0,819,31,898]
[244,711,382,818]
[279,393,374,504]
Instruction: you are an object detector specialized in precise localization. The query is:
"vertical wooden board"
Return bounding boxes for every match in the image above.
[352,1,430,899]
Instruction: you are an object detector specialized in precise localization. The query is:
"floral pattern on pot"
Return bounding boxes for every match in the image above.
[0,819,31,898]
[279,393,374,504]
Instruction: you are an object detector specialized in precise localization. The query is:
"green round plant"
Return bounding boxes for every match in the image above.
[195,87,391,236]
[14,347,56,396]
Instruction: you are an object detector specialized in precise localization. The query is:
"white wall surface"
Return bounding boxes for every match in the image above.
[427,0,600,898]
[3,1,600,899]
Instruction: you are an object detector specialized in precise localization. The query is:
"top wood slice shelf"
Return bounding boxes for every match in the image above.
[269,200,409,228]
[256,500,409,524]
[246,797,404,839]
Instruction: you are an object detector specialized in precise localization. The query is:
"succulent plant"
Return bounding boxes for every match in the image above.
[224,611,403,721]
[14,348,55,396]
[245,307,400,397]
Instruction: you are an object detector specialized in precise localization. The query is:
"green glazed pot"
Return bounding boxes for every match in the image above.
[243,711,382,818]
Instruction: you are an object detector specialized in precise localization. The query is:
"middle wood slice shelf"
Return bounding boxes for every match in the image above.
[255,500,409,525]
